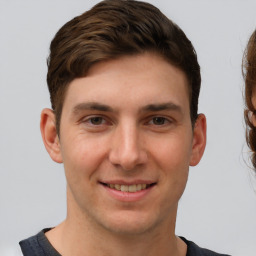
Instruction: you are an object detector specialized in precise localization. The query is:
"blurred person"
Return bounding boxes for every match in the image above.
[244,30,256,170]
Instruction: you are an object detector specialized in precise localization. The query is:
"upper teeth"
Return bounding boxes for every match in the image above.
[108,184,147,192]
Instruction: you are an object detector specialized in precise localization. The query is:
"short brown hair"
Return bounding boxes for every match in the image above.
[47,0,201,134]
[243,30,256,169]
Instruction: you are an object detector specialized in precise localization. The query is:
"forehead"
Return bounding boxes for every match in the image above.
[63,53,190,113]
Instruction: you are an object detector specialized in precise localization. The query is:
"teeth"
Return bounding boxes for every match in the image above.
[128,184,136,192]
[137,184,142,190]
[107,183,149,192]
[114,184,121,191]
[121,185,128,192]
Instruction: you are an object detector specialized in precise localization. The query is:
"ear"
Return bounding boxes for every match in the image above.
[40,108,63,163]
[189,114,207,166]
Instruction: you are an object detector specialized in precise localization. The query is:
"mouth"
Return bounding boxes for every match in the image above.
[100,183,156,193]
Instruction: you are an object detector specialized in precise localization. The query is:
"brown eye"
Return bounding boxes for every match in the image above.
[89,117,104,125]
[152,117,166,125]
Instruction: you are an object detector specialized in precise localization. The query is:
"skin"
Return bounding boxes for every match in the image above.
[41,52,206,256]
[251,94,256,126]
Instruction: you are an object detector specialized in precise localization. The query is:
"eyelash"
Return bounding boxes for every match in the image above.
[82,116,109,126]
[146,116,172,126]
[81,115,172,127]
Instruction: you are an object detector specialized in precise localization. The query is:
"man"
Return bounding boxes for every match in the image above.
[19,0,230,255]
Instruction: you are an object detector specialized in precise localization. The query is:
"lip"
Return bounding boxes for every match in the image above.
[99,180,156,202]
[100,179,155,185]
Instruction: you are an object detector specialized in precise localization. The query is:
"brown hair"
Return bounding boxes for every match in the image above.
[47,0,201,134]
[244,30,256,169]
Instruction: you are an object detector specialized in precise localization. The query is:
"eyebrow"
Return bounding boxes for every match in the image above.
[72,101,182,115]
[140,102,182,113]
[72,102,114,115]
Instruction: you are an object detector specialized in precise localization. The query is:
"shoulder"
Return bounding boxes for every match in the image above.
[19,230,44,255]
[19,228,60,256]
[180,237,231,256]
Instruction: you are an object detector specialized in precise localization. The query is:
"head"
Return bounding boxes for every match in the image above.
[47,0,201,135]
[41,0,206,238]
[243,30,256,169]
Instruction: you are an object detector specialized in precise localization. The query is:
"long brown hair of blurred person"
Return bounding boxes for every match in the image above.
[243,30,256,170]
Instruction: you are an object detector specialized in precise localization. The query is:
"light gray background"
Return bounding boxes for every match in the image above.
[1,0,256,255]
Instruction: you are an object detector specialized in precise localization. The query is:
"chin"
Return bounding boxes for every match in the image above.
[99,210,161,236]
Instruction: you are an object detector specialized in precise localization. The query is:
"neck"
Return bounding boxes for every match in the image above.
[47,221,186,256]
[46,190,187,256]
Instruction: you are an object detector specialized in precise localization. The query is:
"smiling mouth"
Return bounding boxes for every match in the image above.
[101,183,156,193]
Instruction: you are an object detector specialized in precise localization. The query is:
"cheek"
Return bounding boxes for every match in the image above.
[150,135,191,194]
[150,134,192,169]
[62,138,107,208]
[61,135,108,183]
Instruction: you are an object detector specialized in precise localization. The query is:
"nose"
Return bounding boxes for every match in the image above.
[109,122,148,171]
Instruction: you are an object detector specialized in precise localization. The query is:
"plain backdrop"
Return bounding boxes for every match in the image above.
[1,0,256,255]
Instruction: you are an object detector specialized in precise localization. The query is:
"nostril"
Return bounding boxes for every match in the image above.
[108,132,148,170]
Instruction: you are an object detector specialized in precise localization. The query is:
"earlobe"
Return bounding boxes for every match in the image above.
[189,114,207,166]
[40,108,63,163]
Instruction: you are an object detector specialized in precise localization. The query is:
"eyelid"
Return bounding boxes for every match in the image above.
[145,115,173,125]
[80,115,111,126]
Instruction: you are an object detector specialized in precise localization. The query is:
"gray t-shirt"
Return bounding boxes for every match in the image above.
[19,229,231,256]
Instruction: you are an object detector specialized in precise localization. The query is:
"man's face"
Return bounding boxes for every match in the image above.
[47,53,205,235]
[250,91,256,126]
